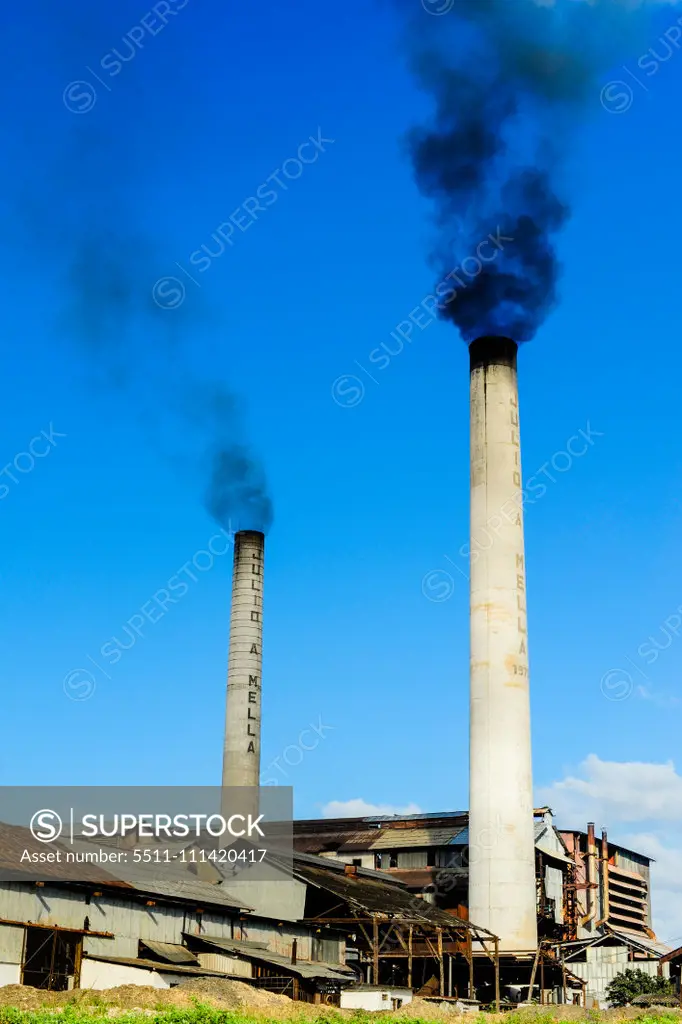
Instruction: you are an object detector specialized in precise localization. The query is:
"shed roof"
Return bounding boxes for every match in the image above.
[83,953,230,976]
[127,878,250,912]
[293,860,484,934]
[140,940,199,964]
[186,934,354,981]
[370,827,466,850]
[608,929,670,957]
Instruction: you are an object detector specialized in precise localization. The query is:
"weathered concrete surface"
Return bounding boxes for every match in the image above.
[222,530,264,799]
[468,337,537,952]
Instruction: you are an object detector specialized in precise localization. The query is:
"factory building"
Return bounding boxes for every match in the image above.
[292,807,668,1007]
[0,339,672,1009]
[0,822,352,999]
[0,823,503,1004]
[294,807,569,937]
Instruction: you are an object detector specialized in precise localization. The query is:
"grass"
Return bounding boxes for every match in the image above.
[0,999,675,1024]
[0,1007,681,1024]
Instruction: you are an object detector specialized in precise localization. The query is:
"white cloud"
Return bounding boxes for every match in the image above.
[321,799,422,819]
[538,755,682,943]
[537,753,682,823]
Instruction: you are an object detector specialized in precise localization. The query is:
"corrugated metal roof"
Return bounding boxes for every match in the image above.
[450,824,567,856]
[363,812,468,823]
[339,832,389,852]
[609,929,671,957]
[291,849,408,884]
[0,824,252,913]
[84,953,229,976]
[0,824,132,886]
[140,940,199,964]
[370,827,465,850]
[188,935,354,981]
[535,837,573,865]
[293,861,478,932]
[128,878,252,912]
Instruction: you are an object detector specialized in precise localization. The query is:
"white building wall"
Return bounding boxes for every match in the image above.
[341,988,413,1011]
[80,959,185,990]
[0,924,24,963]
[0,923,24,988]
[0,964,21,987]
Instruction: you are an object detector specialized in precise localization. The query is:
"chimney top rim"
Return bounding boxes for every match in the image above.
[469,335,518,370]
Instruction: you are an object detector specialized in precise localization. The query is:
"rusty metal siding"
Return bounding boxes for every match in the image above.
[612,853,652,927]
[615,850,649,879]
[0,882,91,930]
[0,880,329,969]
[197,952,251,977]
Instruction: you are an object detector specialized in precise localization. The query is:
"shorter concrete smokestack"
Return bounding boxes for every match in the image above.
[222,530,264,800]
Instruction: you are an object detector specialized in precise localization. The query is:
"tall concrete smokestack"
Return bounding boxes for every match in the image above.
[468,336,537,952]
[222,530,264,799]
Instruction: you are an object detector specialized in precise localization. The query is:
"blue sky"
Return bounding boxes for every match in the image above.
[2,0,682,932]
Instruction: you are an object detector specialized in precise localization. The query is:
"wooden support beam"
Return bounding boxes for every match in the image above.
[408,924,413,990]
[528,945,541,1001]
[437,927,444,997]
[468,932,474,1000]
[373,917,379,986]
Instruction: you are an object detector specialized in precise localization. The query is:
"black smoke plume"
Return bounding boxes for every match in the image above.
[401,0,650,342]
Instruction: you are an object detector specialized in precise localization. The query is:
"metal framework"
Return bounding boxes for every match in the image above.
[302,911,501,1009]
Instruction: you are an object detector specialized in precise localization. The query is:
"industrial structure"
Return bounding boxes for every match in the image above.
[468,337,537,953]
[0,823,501,1003]
[0,340,671,1007]
[292,808,668,1006]
[222,530,265,796]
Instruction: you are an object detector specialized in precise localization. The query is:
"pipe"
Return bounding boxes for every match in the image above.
[580,823,597,929]
[468,336,537,952]
[222,530,265,811]
[596,828,610,927]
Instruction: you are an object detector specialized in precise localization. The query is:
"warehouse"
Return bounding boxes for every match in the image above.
[0,822,348,999]
[291,806,668,1007]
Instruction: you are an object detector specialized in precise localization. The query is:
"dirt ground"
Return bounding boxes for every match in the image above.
[0,979,300,1014]
[0,983,680,1021]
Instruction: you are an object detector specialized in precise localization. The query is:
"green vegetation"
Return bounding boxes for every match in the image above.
[606,970,675,1008]
[0,1005,680,1024]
